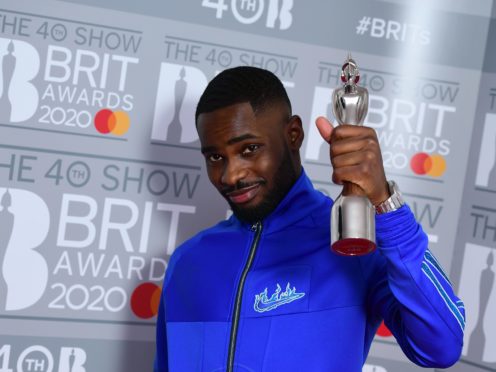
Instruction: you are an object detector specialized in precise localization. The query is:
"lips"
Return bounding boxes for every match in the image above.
[226,184,261,204]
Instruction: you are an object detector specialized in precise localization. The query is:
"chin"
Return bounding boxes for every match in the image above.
[230,199,276,224]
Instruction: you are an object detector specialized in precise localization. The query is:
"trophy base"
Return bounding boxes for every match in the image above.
[331,238,376,256]
[330,193,376,256]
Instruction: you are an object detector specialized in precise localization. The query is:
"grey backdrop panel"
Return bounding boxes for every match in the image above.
[0,0,494,371]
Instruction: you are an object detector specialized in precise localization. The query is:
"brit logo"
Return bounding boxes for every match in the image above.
[253,283,305,313]
[0,188,50,311]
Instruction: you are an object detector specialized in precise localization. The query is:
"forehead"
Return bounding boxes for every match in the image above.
[196,102,284,143]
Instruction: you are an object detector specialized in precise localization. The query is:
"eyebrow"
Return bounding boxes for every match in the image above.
[201,133,260,153]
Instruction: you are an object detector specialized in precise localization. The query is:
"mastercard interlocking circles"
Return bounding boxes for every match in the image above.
[410,152,447,177]
[130,282,161,319]
[94,109,130,136]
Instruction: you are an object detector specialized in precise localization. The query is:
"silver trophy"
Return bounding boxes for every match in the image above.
[330,55,376,255]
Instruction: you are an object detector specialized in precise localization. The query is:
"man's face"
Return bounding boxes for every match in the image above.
[197,102,300,223]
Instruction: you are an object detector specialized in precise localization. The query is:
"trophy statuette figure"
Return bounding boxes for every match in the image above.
[330,55,376,255]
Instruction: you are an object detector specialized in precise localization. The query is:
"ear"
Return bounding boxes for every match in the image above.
[286,115,304,150]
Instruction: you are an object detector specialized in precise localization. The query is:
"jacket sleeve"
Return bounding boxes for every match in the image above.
[362,204,465,368]
[154,244,185,372]
[154,294,168,372]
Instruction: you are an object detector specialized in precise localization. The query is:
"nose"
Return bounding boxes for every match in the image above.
[221,158,248,187]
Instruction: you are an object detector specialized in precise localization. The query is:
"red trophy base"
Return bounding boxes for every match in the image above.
[331,238,376,256]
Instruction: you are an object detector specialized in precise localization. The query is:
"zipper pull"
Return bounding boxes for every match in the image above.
[251,221,260,232]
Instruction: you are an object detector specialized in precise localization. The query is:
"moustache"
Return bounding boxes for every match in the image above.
[221,179,267,196]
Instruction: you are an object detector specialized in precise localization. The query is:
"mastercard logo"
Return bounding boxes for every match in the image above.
[410,152,446,177]
[94,109,130,136]
[130,282,161,319]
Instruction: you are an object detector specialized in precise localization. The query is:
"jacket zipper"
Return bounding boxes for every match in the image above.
[227,221,263,372]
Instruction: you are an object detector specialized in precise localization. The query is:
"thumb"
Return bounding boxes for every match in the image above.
[315,116,335,143]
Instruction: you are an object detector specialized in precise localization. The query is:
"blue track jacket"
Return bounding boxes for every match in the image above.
[155,171,465,371]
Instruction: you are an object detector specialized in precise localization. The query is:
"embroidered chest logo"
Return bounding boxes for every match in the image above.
[254,283,305,313]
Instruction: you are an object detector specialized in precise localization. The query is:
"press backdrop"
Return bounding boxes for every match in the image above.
[0,0,495,371]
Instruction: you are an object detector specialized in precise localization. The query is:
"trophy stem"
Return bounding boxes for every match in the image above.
[330,191,376,256]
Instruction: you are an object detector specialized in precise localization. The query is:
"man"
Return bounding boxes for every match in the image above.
[155,66,465,371]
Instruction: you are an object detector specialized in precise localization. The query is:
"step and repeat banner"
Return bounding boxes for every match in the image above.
[0,0,495,371]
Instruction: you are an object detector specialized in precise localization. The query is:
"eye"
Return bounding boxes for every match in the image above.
[207,154,223,163]
[242,144,260,155]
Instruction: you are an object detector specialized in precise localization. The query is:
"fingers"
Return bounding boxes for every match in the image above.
[323,125,389,204]
[328,125,379,158]
[332,164,366,185]
[330,125,377,142]
[331,153,381,184]
[330,135,380,158]
[331,148,380,170]
[331,159,388,203]
[315,116,334,142]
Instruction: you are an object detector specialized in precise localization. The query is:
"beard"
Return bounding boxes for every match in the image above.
[228,146,298,224]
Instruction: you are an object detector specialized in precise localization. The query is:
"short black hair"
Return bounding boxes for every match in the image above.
[195,66,291,123]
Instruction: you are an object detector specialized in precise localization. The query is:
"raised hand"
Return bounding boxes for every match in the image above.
[315,116,390,206]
